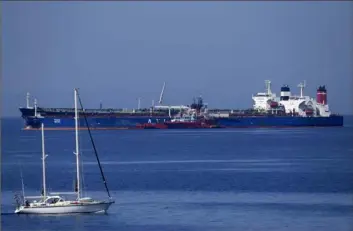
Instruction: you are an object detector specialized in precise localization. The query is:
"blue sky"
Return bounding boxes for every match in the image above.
[3,1,353,116]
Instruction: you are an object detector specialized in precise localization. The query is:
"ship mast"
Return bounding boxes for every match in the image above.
[34,99,38,117]
[137,97,141,110]
[26,93,30,108]
[158,82,166,105]
[298,80,306,98]
[265,80,272,95]
[150,100,155,115]
[74,88,81,200]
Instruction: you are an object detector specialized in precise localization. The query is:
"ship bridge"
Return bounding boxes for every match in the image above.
[252,80,277,111]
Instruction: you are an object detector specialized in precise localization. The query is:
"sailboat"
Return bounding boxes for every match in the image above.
[14,88,115,214]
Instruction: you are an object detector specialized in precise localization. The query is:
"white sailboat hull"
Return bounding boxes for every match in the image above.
[15,201,114,214]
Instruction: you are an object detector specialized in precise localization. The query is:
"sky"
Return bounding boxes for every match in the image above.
[2,1,353,116]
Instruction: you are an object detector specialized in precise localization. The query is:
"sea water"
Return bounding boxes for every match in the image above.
[2,117,353,231]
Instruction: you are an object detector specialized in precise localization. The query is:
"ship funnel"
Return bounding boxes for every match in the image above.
[280,85,291,101]
[316,85,327,105]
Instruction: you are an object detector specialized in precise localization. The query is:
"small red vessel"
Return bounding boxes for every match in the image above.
[135,122,167,129]
[136,113,224,129]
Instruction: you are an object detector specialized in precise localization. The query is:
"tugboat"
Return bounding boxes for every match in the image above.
[135,122,167,129]
[136,105,223,129]
[163,113,203,129]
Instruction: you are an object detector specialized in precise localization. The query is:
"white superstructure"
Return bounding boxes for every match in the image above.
[252,80,277,111]
[252,80,332,117]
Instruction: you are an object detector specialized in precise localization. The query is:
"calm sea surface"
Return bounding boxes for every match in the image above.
[2,117,353,231]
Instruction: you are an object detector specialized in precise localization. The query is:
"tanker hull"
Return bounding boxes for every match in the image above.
[214,115,343,128]
[22,114,343,130]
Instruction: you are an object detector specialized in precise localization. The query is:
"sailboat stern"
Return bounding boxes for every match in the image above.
[94,200,115,213]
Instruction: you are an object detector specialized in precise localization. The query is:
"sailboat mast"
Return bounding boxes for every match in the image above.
[74,88,80,200]
[41,123,47,200]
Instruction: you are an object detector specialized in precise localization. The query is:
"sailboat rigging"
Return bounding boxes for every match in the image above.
[14,161,26,207]
[76,90,112,199]
[19,162,25,200]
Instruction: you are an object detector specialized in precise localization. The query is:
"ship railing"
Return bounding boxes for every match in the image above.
[38,107,182,113]
[34,107,180,115]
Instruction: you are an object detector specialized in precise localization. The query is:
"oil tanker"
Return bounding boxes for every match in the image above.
[19,80,343,130]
